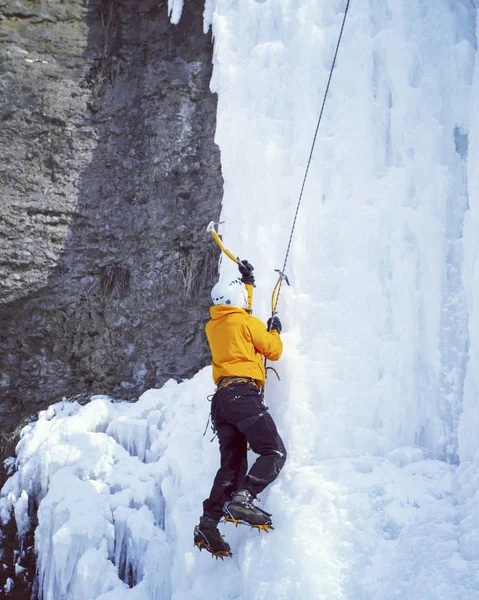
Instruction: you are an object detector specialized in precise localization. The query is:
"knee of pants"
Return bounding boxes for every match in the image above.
[275,445,287,470]
[262,443,286,468]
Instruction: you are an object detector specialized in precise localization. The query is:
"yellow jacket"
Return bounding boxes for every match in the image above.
[205,305,283,387]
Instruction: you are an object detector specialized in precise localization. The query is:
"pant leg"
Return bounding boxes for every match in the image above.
[202,422,248,522]
[213,383,287,499]
[238,411,287,497]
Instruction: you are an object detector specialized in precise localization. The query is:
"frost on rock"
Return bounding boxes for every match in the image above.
[4,578,14,593]
[168,0,185,25]
[167,0,215,34]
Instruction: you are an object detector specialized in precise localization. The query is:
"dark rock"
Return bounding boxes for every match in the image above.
[0,0,222,434]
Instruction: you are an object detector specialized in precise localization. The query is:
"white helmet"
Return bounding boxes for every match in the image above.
[211,278,248,309]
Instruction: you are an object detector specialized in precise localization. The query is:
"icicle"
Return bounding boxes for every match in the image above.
[168,0,184,25]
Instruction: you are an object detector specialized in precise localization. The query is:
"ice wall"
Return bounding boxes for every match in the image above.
[0,376,217,600]
[459,5,479,464]
[3,1,479,599]
[207,0,477,464]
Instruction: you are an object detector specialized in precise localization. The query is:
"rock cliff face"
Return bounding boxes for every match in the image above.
[0,0,222,433]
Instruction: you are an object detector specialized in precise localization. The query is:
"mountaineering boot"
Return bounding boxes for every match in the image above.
[223,489,273,532]
[194,517,232,559]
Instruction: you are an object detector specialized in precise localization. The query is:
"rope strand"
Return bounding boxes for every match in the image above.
[273,0,352,313]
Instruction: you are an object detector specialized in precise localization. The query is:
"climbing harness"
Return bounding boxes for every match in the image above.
[215,376,258,393]
[203,377,268,451]
[203,378,260,439]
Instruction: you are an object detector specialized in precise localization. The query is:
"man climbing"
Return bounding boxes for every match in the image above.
[194,259,287,558]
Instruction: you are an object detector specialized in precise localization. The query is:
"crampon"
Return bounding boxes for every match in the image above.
[194,539,233,559]
[223,495,274,532]
[223,514,273,532]
[194,520,232,559]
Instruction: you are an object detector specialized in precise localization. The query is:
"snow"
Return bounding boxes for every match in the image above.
[2,0,479,598]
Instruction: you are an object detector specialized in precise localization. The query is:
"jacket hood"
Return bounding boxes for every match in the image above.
[209,305,247,320]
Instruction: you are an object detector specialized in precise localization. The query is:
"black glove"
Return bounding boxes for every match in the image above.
[238,259,255,285]
[267,315,282,334]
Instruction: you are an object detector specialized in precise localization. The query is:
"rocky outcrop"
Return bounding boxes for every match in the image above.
[0,0,223,433]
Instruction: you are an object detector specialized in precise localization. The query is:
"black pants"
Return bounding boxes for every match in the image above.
[202,383,287,523]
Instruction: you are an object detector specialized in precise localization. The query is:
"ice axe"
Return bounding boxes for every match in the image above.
[207,221,239,265]
[208,221,254,310]
[207,221,289,315]
[207,221,286,385]
[270,269,290,316]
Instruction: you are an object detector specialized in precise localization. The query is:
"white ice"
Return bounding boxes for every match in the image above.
[167,0,184,25]
[2,0,479,598]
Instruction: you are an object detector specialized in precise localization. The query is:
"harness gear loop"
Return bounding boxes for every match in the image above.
[203,393,218,442]
[266,366,281,381]
[202,414,211,437]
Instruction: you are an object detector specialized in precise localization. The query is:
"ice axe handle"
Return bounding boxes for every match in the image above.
[271,269,290,314]
[209,228,239,265]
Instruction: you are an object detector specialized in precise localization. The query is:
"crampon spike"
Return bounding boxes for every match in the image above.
[224,515,241,527]
[250,523,272,533]
[195,540,232,559]
[223,516,273,532]
[212,550,233,560]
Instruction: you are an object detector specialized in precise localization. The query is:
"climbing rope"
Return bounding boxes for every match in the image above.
[272,0,352,314]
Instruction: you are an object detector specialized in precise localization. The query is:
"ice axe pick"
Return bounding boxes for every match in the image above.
[207,221,239,265]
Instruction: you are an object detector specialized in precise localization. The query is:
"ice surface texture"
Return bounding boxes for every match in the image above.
[3,0,479,598]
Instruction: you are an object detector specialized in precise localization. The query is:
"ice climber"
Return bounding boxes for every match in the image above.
[194,259,287,558]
